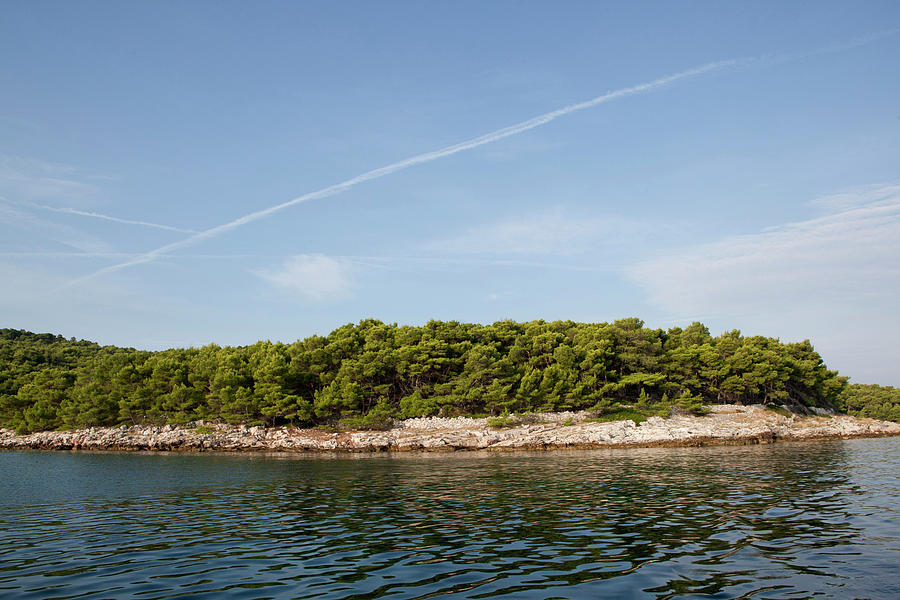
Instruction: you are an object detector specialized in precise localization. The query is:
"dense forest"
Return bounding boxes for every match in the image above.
[839,383,900,422]
[0,319,866,433]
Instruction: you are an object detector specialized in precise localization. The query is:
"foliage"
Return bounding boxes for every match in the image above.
[839,384,900,422]
[487,409,515,428]
[339,397,395,430]
[671,391,707,416]
[0,319,849,433]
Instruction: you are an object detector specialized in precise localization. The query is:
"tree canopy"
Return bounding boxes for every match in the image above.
[838,383,900,422]
[0,319,853,433]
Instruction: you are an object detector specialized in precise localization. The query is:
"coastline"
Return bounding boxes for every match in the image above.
[2,405,899,453]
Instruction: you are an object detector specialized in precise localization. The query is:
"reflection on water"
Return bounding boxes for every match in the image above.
[1,439,899,599]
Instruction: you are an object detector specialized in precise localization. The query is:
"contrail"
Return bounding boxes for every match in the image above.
[62,60,734,289]
[29,202,196,233]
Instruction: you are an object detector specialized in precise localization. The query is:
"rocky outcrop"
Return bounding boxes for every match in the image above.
[1,405,898,453]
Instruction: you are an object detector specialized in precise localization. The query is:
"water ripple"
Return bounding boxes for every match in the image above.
[2,439,899,599]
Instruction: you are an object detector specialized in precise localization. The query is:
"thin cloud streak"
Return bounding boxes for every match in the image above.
[625,185,900,316]
[30,202,196,233]
[750,27,900,67]
[625,184,900,384]
[0,156,99,200]
[808,182,900,212]
[62,59,735,289]
[0,202,112,254]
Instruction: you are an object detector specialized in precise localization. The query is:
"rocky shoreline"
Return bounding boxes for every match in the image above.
[2,405,899,453]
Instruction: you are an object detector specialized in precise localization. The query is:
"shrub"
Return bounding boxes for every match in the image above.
[487,408,515,428]
[340,398,394,430]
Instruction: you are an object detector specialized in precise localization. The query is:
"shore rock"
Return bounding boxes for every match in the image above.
[1,405,898,453]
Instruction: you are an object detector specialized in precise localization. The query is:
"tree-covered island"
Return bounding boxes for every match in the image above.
[2,319,896,435]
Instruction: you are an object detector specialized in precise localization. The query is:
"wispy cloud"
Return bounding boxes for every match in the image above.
[26,201,196,233]
[427,209,634,255]
[45,28,900,291]
[0,155,188,233]
[750,27,900,67]
[626,186,900,316]
[63,59,734,288]
[626,184,900,383]
[807,182,900,212]
[257,254,354,301]
[0,201,113,253]
[0,156,99,202]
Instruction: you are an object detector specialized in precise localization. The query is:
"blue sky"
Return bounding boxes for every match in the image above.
[1,1,898,385]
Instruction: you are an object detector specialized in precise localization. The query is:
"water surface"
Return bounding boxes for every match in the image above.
[2,439,899,599]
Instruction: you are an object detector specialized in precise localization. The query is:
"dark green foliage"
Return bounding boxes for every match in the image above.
[486,408,515,428]
[0,320,849,433]
[839,384,900,422]
[340,397,395,430]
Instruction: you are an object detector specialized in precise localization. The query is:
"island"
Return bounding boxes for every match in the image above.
[2,319,898,452]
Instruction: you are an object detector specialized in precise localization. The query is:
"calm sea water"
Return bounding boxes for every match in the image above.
[1,439,899,599]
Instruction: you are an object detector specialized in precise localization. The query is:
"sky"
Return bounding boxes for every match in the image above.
[1,1,898,385]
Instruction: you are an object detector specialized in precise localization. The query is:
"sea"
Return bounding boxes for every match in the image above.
[1,438,899,599]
